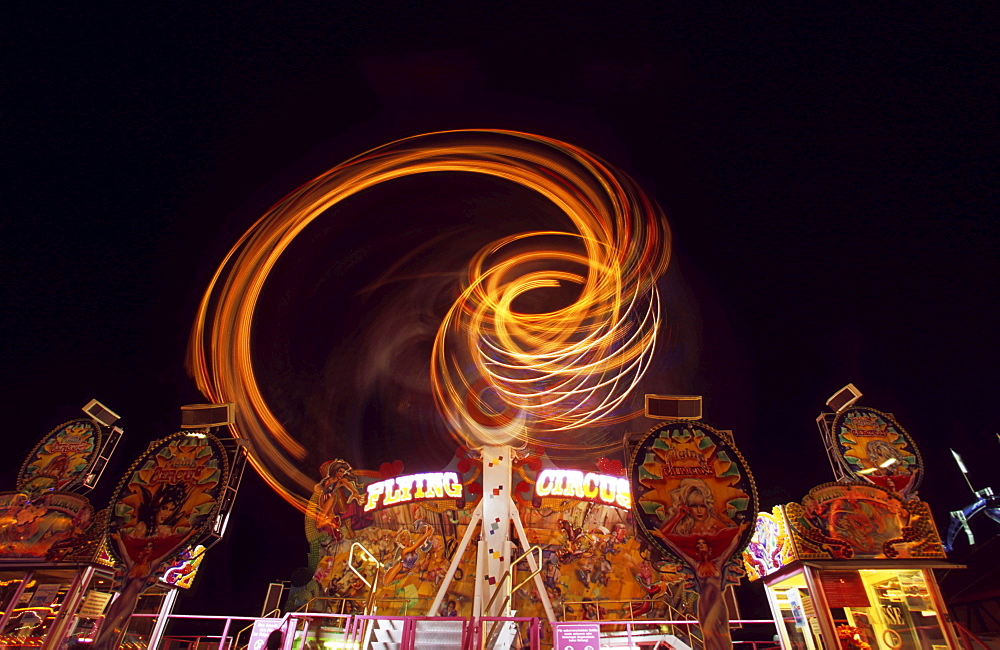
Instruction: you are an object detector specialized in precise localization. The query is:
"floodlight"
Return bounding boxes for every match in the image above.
[645,395,702,420]
[826,383,862,413]
[82,399,120,427]
[180,403,234,429]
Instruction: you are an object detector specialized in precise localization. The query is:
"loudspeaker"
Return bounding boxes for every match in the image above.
[180,403,235,429]
[645,395,702,420]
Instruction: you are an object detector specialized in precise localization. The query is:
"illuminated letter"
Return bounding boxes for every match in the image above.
[549,471,565,496]
[599,476,616,504]
[583,473,600,499]
[536,470,555,497]
[412,474,427,499]
[615,479,631,509]
[383,479,403,506]
[566,471,585,498]
[395,476,415,503]
[443,473,463,498]
[427,473,446,499]
[365,481,386,512]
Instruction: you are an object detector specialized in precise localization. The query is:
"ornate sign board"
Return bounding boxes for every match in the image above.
[629,420,758,649]
[108,432,229,574]
[0,491,94,560]
[93,433,230,648]
[785,482,945,561]
[832,407,922,496]
[630,421,757,585]
[17,419,102,496]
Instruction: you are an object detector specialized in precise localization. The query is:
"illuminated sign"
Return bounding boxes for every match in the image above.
[534,470,631,509]
[364,472,464,512]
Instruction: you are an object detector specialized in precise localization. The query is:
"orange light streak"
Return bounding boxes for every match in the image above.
[188,130,670,511]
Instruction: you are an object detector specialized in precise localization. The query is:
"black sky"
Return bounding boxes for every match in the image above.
[3,4,998,616]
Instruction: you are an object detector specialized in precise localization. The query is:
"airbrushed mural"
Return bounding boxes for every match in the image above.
[785,483,945,561]
[0,491,94,559]
[742,484,947,584]
[297,451,688,620]
[832,407,921,496]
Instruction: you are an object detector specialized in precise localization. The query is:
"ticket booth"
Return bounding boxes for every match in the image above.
[741,391,971,648]
[0,544,117,647]
[743,485,962,649]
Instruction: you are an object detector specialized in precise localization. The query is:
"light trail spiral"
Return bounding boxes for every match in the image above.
[188,130,671,511]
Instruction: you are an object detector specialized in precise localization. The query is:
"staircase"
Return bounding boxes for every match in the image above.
[365,617,467,649]
[369,618,404,649]
[484,618,520,650]
[413,618,466,649]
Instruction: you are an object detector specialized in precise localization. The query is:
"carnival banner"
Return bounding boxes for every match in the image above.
[17,419,101,496]
[832,407,921,496]
[630,421,757,650]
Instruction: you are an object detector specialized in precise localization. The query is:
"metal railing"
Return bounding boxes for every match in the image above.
[559,597,702,648]
[552,618,780,650]
[132,613,259,649]
[299,595,455,617]
[481,546,543,648]
[134,610,781,650]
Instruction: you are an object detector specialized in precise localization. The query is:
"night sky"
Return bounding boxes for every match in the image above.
[4,5,997,617]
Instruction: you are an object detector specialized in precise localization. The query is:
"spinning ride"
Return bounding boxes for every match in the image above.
[190,131,761,647]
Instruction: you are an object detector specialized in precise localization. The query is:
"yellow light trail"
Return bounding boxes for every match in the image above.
[187,130,671,511]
